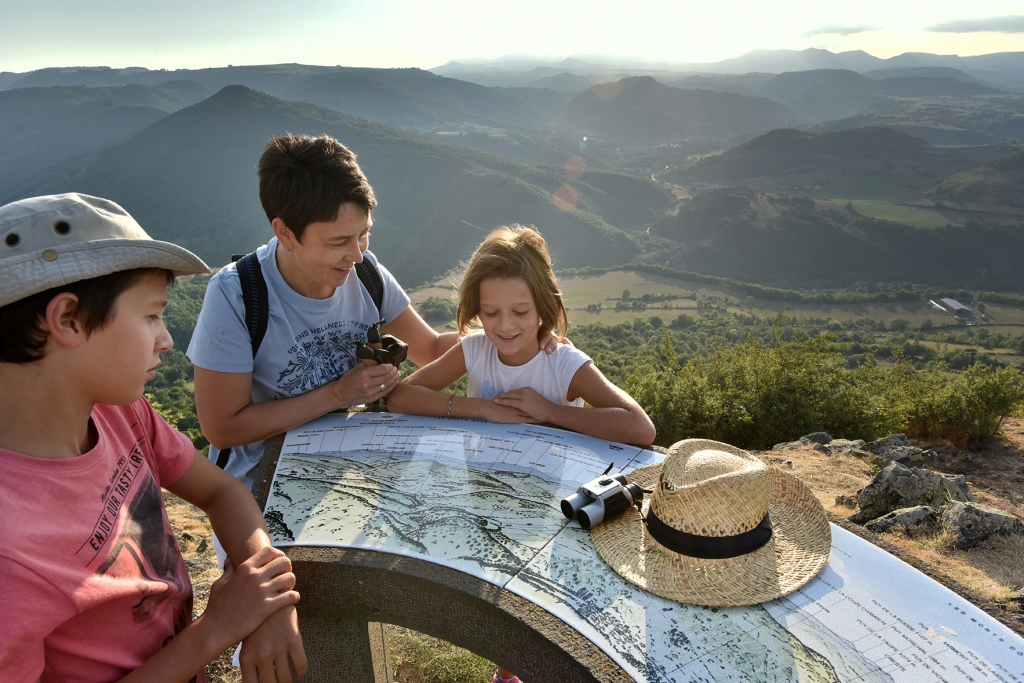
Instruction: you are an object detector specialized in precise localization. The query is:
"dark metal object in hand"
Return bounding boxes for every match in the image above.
[351,319,409,368]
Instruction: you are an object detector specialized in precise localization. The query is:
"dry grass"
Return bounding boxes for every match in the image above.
[172,419,1024,681]
[384,626,493,683]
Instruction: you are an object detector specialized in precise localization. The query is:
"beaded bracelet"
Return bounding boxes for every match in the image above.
[446,395,454,418]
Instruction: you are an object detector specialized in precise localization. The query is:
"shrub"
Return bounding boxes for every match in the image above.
[896,364,1024,446]
[626,322,881,449]
[419,296,458,323]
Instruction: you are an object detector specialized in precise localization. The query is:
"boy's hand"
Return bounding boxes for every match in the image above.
[203,546,299,652]
[239,605,306,683]
[492,388,555,423]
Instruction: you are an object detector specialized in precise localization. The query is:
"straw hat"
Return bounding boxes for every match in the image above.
[591,439,830,607]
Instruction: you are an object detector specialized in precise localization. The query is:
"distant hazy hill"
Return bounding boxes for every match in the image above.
[527,72,594,94]
[0,86,190,202]
[563,76,794,142]
[873,77,1000,98]
[27,86,669,284]
[434,49,1024,91]
[277,68,547,132]
[931,150,1024,211]
[7,64,341,97]
[650,188,1024,290]
[862,66,992,86]
[665,127,929,187]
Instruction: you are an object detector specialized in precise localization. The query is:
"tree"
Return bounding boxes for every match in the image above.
[418,296,458,323]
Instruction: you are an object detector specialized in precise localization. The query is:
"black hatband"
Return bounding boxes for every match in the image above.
[644,510,773,559]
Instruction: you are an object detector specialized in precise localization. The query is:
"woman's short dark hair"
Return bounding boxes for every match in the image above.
[258,134,378,241]
[0,268,175,364]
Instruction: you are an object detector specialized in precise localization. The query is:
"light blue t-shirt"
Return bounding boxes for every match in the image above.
[186,238,410,488]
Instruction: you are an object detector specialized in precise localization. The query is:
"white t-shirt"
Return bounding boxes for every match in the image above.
[186,239,410,488]
[461,330,592,406]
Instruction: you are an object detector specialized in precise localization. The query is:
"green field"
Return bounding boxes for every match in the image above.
[802,172,939,204]
[410,269,1024,329]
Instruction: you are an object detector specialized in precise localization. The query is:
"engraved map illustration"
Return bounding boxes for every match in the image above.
[265,412,1024,682]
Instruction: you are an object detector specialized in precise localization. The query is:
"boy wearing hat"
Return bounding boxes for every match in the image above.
[0,194,306,683]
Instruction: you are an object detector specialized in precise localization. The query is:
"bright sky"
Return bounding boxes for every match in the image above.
[2,0,1023,73]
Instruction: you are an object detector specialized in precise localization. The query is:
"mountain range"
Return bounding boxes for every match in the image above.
[18,86,670,285]
[433,48,1024,91]
[2,51,1023,292]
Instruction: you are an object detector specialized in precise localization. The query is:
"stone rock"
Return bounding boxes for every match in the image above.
[822,439,866,457]
[800,432,833,446]
[812,443,827,452]
[835,494,859,508]
[864,433,911,456]
[849,462,973,524]
[864,506,938,534]
[772,441,802,450]
[941,501,1024,550]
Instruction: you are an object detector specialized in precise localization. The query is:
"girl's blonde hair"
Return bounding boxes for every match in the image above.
[457,225,568,341]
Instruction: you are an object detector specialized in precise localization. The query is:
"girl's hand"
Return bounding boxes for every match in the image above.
[330,362,399,407]
[203,546,300,648]
[483,400,538,424]
[492,387,555,423]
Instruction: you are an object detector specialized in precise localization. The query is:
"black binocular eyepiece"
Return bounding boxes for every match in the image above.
[561,472,645,530]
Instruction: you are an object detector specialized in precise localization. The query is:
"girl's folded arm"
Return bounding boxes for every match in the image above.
[388,343,467,415]
[547,362,656,446]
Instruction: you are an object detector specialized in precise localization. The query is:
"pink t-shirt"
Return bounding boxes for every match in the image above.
[0,398,203,683]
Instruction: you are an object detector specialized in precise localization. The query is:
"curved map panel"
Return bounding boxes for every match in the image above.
[264,412,1024,682]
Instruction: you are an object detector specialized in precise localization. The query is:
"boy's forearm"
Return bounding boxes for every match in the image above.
[114,612,225,683]
[203,475,274,562]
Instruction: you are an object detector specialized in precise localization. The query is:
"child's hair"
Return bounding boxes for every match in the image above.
[258,134,378,241]
[457,225,568,341]
[0,268,175,364]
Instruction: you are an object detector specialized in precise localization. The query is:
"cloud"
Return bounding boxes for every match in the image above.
[804,25,876,37]
[926,15,1024,33]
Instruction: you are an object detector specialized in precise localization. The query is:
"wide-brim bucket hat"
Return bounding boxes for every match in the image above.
[0,193,208,307]
[591,439,831,607]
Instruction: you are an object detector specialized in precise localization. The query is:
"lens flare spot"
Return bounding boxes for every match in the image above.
[591,79,624,101]
[564,155,586,180]
[553,184,579,210]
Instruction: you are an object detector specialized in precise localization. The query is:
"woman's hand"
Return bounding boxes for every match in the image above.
[492,387,556,423]
[328,361,399,408]
[538,330,570,354]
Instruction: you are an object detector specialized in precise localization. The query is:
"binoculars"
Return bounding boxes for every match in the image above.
[561,472,645,530]
[351,320,408,368]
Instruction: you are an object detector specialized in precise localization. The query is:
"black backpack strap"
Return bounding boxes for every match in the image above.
[233,252,269,358]
[215,446,232,469]
[356,256,384,317]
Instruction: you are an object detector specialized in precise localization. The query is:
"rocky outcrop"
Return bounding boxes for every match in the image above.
[849,462,972,524]
[941,501,1024,550]
[862,433,936,464]
[864,505,938,534]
